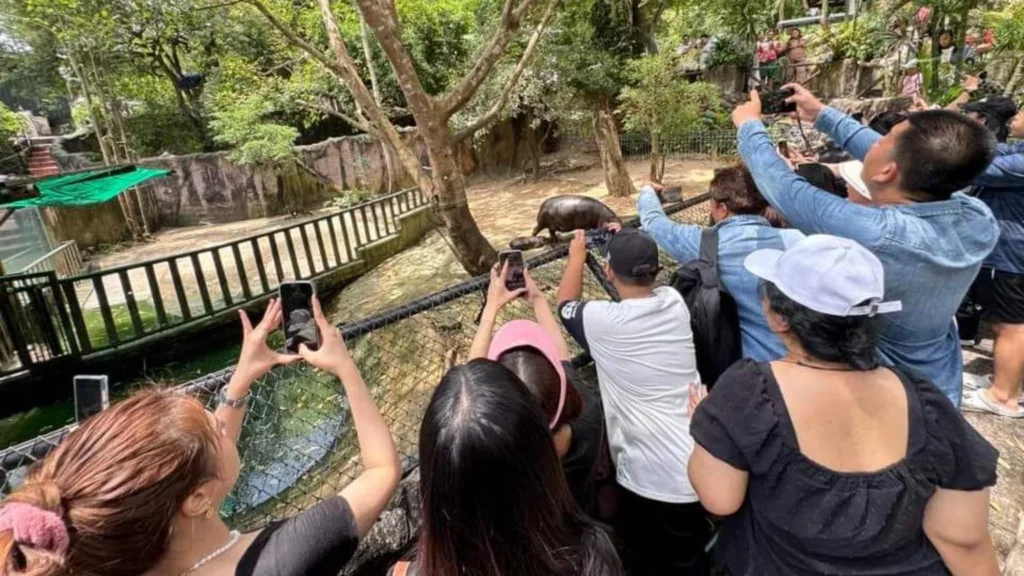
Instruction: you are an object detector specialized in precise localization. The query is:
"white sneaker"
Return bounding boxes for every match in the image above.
[962,373,1024,403]
[962,388,1024,419]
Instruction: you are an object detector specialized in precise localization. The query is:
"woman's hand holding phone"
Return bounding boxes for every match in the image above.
[486,262,527,315]
[235,298,302,385]
[298,295,354,375]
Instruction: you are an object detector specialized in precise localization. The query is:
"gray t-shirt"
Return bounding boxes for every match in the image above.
[559,287,701,503]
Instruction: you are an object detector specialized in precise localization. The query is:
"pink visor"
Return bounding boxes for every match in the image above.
[487,320,568,429]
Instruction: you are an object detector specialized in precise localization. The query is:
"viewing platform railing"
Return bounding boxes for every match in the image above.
[0,187,429,378]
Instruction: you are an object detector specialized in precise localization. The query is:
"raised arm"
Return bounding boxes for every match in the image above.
[923,488,1000,576]
[813,106,883,162]
[469,264,527,360]
[219,298,301,443]
[300,296,401,538]
[733,90,886,246]
[557,230,588,306]
[525,269,571,360]
[973,145,1024,189]
[638,185,702,263]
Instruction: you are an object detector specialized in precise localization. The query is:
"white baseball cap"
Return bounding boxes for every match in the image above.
[838,160,871,200]
[744,234,902,317]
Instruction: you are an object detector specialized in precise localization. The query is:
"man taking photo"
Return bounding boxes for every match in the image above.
[732,84,998,407]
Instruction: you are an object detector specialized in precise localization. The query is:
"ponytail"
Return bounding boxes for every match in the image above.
[0,481,69,575]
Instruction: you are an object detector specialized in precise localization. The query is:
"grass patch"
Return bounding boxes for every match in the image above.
[0,404,74,449]
[82,301,180,349]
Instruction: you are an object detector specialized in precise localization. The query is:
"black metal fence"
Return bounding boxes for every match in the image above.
[0,187,429,377]
[0,194,713,544]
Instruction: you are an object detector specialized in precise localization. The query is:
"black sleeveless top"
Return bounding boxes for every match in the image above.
[690,360,998,576]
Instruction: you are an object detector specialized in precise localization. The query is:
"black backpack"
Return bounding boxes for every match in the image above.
[669,228,743,388]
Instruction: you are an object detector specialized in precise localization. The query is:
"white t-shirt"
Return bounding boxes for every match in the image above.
[559,287,701,503]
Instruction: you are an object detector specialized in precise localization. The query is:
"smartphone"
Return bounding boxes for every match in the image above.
[497,250,526,291]
[279,281,320,354]
[778,141,791,158]
[760,87,797,115]
[73,375,109,423]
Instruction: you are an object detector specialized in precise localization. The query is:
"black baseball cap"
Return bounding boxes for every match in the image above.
[963,96,1020,125]
[605,228,661,279]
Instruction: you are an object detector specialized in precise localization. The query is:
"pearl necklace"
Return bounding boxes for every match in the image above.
[179,530,242,576]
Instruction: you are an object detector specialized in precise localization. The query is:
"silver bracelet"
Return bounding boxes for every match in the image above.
[218,387,250,409]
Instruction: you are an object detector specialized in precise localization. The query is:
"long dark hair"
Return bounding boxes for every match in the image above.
[762,282,883,370]
[417,360,621,576]
[497,346,583,429]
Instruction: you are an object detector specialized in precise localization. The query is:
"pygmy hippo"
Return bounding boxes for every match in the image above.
[509,236,552,251]
[532,195,620,239]
[658,186,683,204]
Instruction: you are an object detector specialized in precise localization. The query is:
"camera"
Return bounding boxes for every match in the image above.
[760,87,797,115]
[585,228,614,249]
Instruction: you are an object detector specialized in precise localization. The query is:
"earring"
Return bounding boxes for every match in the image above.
[205,502,214,519]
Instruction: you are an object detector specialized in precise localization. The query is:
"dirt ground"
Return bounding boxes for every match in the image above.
[327,157,721,322]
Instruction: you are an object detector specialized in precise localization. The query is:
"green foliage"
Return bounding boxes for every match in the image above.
[620,54,723,135]
[0,102,24,140]
[815,12,890,62]
[210,95,298,166]
[985,0,1024,52]
[705,36,750,68]
[324,188,375,210]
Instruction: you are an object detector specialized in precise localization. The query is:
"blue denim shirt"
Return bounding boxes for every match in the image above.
[638,187,805,361]
[738,107,999,406]
[974,142,1024,274]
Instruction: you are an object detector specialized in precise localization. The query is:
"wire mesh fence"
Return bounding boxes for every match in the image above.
[557,126,741,161]
[0,194,713,567]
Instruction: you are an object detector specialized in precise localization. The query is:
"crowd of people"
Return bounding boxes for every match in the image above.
[0,82,1021,576]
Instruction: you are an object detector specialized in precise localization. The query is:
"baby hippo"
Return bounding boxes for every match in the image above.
[532,195,619,240]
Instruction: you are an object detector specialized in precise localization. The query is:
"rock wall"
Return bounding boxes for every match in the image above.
[142,118,549,227]
[141,131,427,227]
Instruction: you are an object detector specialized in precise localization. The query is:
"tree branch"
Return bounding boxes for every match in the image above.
[454,0,559,143]
[353,0,437,118]
[296,99,374,134]
[440,0,542,118]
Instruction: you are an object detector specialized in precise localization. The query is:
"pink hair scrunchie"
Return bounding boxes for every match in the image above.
[0,502,70,555]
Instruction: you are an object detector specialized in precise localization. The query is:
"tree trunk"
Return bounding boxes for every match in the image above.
[356,0,497,274]
[649,132,663,183]
[358,15,395,195]
[593,97,636,198]
[1004,57,1023,96]
[420,120,497,275]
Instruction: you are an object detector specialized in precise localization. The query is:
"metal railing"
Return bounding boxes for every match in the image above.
[0,194,714,571]
[0,187,429,376]
[19,242,82,279]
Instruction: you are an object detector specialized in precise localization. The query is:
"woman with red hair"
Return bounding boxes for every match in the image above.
[0,297,401,576]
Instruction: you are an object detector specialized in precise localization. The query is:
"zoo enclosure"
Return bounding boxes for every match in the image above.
[0,194,714,568]
[0,187,429,377]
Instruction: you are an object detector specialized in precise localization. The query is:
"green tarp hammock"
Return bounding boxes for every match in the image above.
[0,165,170,209]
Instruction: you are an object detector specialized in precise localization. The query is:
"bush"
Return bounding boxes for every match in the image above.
[706,37,751,68]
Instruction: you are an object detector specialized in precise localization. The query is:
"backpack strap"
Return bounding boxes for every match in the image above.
[697,227,721,288]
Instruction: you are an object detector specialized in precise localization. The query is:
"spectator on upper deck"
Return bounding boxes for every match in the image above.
[733,83,998,407]
[689,234,1000,576]
[638,166,804,362]
[0,298,402,576]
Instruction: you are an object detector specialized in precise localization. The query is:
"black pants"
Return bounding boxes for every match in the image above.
[614,485,713,576]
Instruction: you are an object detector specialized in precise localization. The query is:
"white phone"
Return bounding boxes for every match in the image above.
[73,375,109,423]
